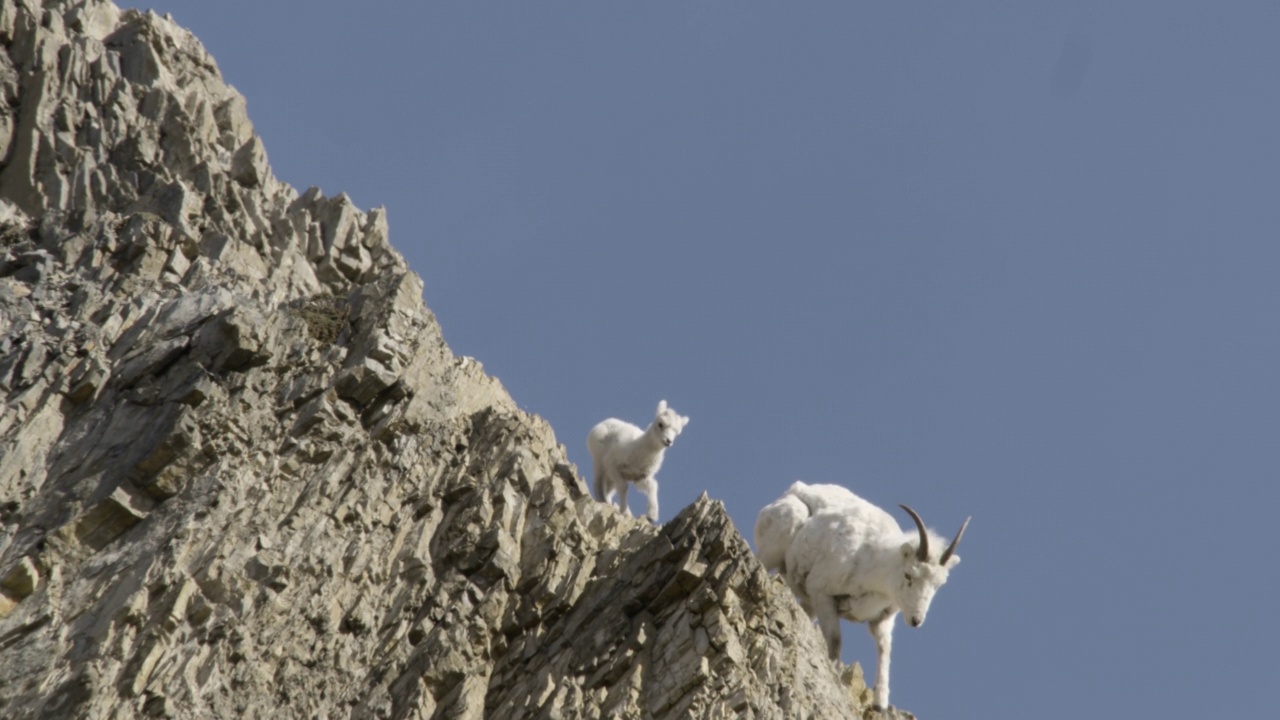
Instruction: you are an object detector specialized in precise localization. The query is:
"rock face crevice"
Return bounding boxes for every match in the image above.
[0,1,883,718]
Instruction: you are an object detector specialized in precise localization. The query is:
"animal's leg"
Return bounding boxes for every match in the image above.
[785,565,814,616]
[635,476,659,522]
[810,594,842,661]
[592,455,605,502]
[616,474,631,516]
[788,583,813,616]
[868,612,896,710]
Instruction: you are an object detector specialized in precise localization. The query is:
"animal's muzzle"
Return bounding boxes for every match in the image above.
[663,438,673,447]
[909,617,923,628]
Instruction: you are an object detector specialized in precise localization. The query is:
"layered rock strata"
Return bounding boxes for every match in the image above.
[0,1,890,717]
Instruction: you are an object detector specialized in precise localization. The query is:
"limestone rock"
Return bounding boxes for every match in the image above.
[0,2,886,718]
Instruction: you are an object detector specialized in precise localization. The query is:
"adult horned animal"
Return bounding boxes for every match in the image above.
[755,481,969,711]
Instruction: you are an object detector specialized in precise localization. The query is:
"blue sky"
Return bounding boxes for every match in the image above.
[148,2,1279,716]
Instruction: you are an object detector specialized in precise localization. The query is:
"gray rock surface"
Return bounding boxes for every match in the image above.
[0,1,905,717]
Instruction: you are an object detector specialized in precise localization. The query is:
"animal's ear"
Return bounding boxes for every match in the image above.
[943,554,961,569]
[681,415,690,426]
[657,400,667,414]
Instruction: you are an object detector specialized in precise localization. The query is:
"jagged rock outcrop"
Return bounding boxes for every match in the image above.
[0,2,893,718]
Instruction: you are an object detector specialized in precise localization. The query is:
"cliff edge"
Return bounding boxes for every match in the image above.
[0,2,885,717]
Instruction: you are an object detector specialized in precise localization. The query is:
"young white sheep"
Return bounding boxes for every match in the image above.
[586,400,689,522]
[755,482,970,711]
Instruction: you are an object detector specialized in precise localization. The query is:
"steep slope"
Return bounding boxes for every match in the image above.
[0,1,880,717]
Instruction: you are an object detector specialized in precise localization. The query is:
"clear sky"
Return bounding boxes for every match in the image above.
[146,2,1279,717]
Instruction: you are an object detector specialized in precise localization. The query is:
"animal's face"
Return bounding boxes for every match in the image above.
[652,400,690,447]
[897,547,960,627]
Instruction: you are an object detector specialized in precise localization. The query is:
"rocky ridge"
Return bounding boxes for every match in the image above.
[0,1,893,717]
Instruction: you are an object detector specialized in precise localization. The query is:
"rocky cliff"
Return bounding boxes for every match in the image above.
[0,2,886,718]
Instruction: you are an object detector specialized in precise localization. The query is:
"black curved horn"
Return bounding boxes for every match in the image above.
[939,516,971,565]
[899,504,930,561]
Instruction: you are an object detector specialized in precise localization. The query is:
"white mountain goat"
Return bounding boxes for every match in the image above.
[586,400,689,522]
[755,481,970,711]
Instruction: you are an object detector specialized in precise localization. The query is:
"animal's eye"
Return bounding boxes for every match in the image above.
[904,574,913,585]
[658,422,666,430]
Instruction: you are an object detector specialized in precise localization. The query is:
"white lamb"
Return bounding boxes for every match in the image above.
[755,481,970,712]
[586,400,689,522]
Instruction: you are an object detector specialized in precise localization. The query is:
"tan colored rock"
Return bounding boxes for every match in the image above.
[0,2,894,718]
